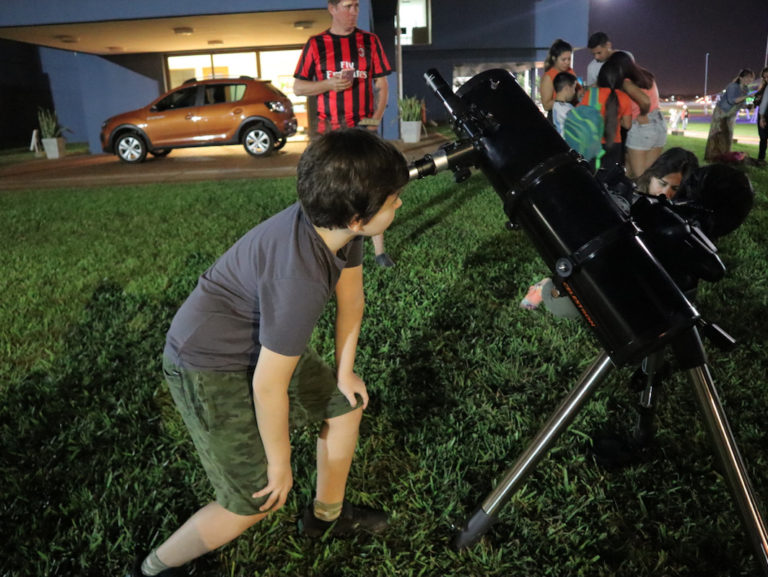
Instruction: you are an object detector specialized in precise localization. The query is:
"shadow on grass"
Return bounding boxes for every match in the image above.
[0,253,227,577]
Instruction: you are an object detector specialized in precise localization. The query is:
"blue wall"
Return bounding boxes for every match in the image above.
[534,0,589,61]
[39,48,159,153]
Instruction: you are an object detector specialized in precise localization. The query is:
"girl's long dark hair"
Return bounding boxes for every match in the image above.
[636,147,699,192]
[606,51,654,90]
[596,59,624,147]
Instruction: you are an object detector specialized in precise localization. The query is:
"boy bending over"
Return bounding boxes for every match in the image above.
[132,128,409,576]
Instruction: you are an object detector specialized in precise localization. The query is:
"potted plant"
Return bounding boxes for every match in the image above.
[398,96,423,143]
[37,107,67,159]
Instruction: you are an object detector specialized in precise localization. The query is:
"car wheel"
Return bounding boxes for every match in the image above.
[150,148,171,157]
[115,133,147,163]
[274,137,287,151]
[243,125,275,157]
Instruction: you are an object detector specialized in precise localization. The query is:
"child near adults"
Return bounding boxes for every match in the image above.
[540,39,577,115]
[520,147,699,311]
[704,68,755,161]
[130,128,409,577]
[551,72,578,136]
[585,32,634,87]
[755,67,768,163]
[606,51,667,178]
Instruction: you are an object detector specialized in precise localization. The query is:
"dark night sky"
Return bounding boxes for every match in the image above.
[576,0,768,97]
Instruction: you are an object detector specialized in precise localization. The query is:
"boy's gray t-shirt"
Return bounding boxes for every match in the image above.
[165,202,364,371]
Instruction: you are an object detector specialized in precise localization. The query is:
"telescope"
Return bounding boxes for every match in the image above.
[408,68,767,573]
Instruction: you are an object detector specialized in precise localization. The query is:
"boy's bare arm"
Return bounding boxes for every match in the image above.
[334,264,368,408]
[251,347,301,512]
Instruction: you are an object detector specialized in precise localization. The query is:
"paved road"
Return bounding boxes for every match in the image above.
[0,134,447,192]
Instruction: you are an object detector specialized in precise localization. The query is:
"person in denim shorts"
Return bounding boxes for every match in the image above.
[131,128,409,577]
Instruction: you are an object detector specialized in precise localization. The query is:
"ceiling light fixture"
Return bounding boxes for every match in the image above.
[293,20,315,29]
[173,26,194,36]
[208,39,223,45]
[53,34,79,43]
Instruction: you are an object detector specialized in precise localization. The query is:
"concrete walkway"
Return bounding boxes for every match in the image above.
[0,133,448,192]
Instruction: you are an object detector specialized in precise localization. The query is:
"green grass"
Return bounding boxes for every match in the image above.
[2,139,768,577]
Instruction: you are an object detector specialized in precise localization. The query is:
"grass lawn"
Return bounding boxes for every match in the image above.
[2,136,768,576]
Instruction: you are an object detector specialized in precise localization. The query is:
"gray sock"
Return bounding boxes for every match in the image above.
[140,550,170,576]
[313,499,343,522]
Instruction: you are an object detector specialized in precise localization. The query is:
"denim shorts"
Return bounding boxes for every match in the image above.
[163,349,359,515]
[626,109,667,151]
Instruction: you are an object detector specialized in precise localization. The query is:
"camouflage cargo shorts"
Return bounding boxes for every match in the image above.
[162,349,359,515]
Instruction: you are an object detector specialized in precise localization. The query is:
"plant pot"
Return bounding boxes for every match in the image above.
[42,137,66,159]
[400,120,422,143]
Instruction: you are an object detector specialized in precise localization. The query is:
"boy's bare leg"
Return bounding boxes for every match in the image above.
[154,503,266,567]
[372,234,395,267]
[372,234,385,256]
[315,408,363,503]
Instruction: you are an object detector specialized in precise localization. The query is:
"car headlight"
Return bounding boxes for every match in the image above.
[266,101,286,113]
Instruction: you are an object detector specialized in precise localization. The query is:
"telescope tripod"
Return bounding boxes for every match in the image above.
[453,323,768,575]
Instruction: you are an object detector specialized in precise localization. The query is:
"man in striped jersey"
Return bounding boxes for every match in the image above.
[294,0,396,268]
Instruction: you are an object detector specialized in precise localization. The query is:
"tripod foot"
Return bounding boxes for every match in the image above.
[453,506,496,550]
[590,433,647,470]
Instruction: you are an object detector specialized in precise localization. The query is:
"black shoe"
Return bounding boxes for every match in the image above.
[128,555,185,577]
[299,500,388,538]
[375,253,395,268]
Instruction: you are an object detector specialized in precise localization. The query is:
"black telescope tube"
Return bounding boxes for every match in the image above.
[420,68,698,365]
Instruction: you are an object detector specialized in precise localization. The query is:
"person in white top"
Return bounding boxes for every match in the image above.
[585,32,633,87]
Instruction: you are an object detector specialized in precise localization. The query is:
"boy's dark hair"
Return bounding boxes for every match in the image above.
[297,128,409,229]
[588,32,609,49]
[553,72,577,94]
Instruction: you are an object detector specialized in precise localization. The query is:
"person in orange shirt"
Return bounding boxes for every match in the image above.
[587,59,633,171]
[540,39,577,115]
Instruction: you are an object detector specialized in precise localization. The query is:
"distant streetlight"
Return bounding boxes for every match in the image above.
[704,52,710,112]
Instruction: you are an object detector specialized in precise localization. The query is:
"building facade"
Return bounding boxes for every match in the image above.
[0,0,588,152]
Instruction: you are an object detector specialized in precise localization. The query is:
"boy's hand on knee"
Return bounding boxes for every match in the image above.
[337,372,369,409]
[253,464,293,512]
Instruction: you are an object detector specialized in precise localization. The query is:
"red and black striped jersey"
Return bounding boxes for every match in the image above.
[294,28,391,133]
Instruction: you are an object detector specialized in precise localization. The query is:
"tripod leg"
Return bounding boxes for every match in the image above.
[453,350,614,549]
[688,364,768,574]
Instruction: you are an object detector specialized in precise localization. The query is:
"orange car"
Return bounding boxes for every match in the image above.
[101,77,297,163]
